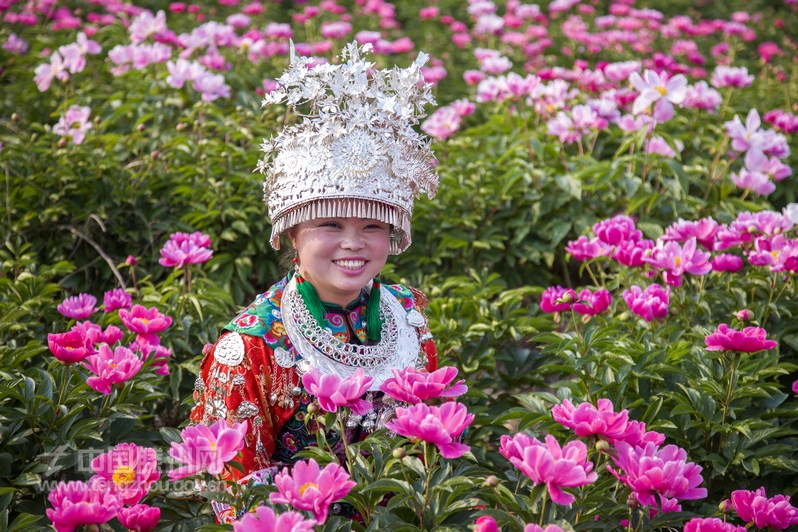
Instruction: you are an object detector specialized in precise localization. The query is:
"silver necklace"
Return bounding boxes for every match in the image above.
[282,277,420,390]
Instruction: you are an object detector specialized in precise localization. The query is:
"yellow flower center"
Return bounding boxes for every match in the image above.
[299,482,318,496]
[112,466,136,487]
[675,256,682,267]
[655,85,667,96]
[211,441,217,451]
[139,318,150,324]
[771,251,780,259]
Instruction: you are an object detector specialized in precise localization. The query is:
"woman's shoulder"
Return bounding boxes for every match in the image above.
[223,277,287,338]
[383,282,429,312]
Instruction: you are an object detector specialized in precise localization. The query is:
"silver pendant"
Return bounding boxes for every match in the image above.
[406,309,425,327]
[274,347,296,368]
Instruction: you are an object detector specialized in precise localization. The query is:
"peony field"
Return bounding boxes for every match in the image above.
[2,0,798,530]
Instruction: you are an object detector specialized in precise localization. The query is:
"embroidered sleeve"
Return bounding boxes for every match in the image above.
[190,331,299,479]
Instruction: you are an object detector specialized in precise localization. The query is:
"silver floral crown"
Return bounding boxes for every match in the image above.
[256,41,439,254]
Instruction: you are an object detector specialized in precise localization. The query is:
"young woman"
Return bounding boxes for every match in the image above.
[189,42,439,522]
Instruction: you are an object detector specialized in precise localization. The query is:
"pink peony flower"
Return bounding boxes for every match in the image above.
[380,366,467,404]
[643,238,712,285]
[662,218,719,250]
[608,442,706,508]
[500,434,597,505]
[724,109,790,169]
[546,104,607,144]
[48,330,94,364]
[617,114,655,133]
[711,66,754,89]
[83,345,144,394]
[450,98,476,117]
[57,293,98,319]
[623,284,669,322]
[480,55,513,75]
[573,288,612,316]
[747,235,798,272]
[552,398,631,440]
[135,342,172,376]
[646,136,683,158]
[715,211,793,250]
[683,517,746,532]
[565,235,613,261]
[525,525,565,532]
[421,106,462,140]
[46,480,121,532]
[34,51,70,92]
[301,367,373,415]
[731,487,798,530]
[464,70,487,86]
[731,168,775,196]
[748,151,792,182]
[386,402,473,459]
[158,237,214,268]
[629,70,688,122]
[614,239,654,268]
[2,33,28,54]
[119,305,173,345]
[320,20,352,39]
[129,10,167,44]
[103,288,132,312]
[166,58,207,89]
[117,504,160,532]
[593,214,641,246]
[74,321,124,346]
[168,419,248,480]
[474,516,498,532]
[269,459,356,524]
[604,60,640,82]
[52,105,93,145]
[90,443,160,505]
[792,380,798,394]
[620,421,667,447]
[233,505,316,532]
[710,254,744,272]
[192,71,232,102]
[540,286,578,313]
[682,81,722,112]
[705,324,777,353]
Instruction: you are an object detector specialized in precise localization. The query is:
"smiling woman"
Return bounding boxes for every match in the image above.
[188,42,440,523]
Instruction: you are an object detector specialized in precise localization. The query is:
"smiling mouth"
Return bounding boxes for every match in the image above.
[333,259,367,270]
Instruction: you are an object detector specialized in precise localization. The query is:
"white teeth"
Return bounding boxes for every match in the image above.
[334,260,366,270]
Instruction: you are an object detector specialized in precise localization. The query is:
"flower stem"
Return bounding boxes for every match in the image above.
[336,413,356,482]
[539,489,548,526]
[57,363,71,407]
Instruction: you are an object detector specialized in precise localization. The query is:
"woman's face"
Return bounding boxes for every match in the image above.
[289,217,391,306]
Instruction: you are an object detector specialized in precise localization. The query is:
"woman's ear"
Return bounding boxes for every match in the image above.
[287,227,298,251]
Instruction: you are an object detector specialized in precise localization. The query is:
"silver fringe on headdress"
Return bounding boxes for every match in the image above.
[256,41,439,254]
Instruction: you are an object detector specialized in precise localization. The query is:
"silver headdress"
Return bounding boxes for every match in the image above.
[256,41,439,254]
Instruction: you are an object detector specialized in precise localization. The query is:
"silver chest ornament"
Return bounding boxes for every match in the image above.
[213,332,245,366]
[406,309,425,327]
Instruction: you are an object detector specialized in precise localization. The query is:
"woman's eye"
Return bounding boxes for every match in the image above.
[320,222,341,228]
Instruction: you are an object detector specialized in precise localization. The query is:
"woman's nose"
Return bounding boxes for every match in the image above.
[340,228,366,250]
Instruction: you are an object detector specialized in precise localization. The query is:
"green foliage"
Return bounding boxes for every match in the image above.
[2,0,798,530]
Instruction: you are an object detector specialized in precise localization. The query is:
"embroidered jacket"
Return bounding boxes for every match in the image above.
[190,277,438,479]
